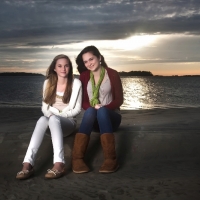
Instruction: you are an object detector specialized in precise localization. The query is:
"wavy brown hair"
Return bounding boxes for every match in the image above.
[76,45,108,74]
[43,54,73,105]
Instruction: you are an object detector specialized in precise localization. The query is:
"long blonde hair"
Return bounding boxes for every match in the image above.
[43,54,73,105]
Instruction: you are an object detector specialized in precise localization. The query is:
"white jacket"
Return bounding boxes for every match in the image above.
[41,78,82,118]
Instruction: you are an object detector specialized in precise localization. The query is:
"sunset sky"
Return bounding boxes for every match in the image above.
[0,0,200,76]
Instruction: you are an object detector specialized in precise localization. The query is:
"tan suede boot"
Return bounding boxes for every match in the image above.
[99,133,119,173]
[72,133,90,173]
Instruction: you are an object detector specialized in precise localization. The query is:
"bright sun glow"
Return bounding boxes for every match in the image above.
[14,35,158,53]
[33,35,158,51]
[111,35,157,50]
[71,35,158,51]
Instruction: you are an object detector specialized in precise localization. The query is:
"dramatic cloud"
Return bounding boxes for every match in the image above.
[0,0,200,75]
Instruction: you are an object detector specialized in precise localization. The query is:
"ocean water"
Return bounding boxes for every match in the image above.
[0,76,200,110]
[121,76,200,109]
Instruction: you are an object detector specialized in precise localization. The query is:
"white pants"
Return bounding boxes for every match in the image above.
[23,115,76,166]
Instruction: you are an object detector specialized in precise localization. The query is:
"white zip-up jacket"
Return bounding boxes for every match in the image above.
[42,78,82,118]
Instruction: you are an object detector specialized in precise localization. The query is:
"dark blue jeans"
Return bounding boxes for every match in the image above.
[79,107,121,135]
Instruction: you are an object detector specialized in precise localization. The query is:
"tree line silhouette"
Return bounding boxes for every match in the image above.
[1,71,199,77]
[0,72,44,76]
[0,71,154,77]
[119,71,153,76]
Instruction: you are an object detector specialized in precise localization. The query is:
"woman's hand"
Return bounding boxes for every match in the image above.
[95,104,102,109]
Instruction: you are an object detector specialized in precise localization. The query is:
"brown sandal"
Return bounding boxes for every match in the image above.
[16,169,34,180]
[45,168,66,179]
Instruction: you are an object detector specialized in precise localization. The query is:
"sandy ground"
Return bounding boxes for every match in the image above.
[0,107,200,200]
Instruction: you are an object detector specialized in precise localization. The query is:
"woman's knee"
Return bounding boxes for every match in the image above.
[36,116,48,125]
[49,115,60,123]
[97,107,109,118]
[85,107,96,114]
[83,107,97,119]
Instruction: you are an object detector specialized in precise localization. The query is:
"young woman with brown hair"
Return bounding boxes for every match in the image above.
[72,46,123,173]
[16,54,82,179]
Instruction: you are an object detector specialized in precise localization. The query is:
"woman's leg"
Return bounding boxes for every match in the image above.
[97,107,121,134]
[60,117,76,137]
[79,107,97,135]
[47,115,75,166]
[48,115,65,165]
[16,116,49,179]
[23,116,49,166]
[45,115,75,179]
[72,107,97,173]
[96,107,121,173]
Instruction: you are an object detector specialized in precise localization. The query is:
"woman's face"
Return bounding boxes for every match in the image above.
[54,58,70,78]
[82,52,101,72]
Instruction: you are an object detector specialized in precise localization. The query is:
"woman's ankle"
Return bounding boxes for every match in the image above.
[53,162,65,171]
[22,162,33,171]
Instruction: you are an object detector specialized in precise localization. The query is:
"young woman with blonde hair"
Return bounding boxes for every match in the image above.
[16,54,82,179]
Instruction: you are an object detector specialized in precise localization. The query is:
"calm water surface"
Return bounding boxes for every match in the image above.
[121,76,200,109]
[0,76,200,110]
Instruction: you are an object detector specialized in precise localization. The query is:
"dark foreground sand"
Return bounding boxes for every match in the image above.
[0,107,200,200]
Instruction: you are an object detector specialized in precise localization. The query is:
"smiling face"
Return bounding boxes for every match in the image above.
[54,58,70,78]
[82,52,101,72]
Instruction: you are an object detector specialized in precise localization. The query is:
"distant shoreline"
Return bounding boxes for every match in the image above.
[0,72,199,77]
[0,72,44,76]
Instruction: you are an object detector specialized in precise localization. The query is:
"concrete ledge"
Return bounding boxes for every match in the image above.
[0,107,200,199]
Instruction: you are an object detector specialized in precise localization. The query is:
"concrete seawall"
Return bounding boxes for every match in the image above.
[0,107,200,199]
